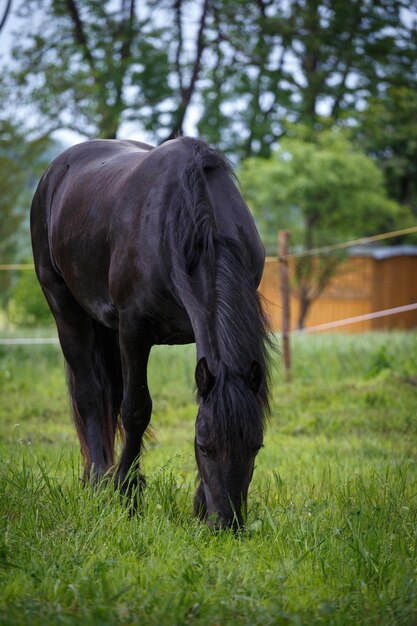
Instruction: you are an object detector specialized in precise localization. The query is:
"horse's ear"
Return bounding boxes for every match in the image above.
[195,357,215,397]
[246,360,262,394]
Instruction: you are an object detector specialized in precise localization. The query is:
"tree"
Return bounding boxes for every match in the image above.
[2,0,416,154]
[355,86,417,214]
[2,0,210,141]
[239,129,410,328]
[0,0,12,35]
[162,0,210,141]
[198,0,417,158]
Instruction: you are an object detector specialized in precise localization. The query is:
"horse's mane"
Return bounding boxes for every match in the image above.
[168,137,271,454]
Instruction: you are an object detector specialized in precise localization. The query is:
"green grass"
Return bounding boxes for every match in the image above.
[1,331,417,625]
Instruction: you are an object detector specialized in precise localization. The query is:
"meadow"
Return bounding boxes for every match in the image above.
[1,330,417,626]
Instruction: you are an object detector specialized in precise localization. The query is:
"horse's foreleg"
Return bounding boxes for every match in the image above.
[115,327,152,498]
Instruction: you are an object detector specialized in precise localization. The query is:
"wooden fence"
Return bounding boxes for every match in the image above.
[258,247,417,332]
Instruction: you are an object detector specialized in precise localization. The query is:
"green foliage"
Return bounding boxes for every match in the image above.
[198,0,417,158]
[1,0,197,141]
[7,269,52,327]
[367,345,392,378]
[0,120,51,303]
[1,0,416,158]
[355,86,417,214]
[239,129,412,327]
[1,332,417,625]
[239,129,408,253]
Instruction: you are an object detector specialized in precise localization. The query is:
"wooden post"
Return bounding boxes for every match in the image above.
[279,231,291,382]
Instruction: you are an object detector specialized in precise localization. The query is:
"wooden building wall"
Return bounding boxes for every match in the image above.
[372,257,417,330]
[258,255,417,333]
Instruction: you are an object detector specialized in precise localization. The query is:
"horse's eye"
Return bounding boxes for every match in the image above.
[198,444,212,457]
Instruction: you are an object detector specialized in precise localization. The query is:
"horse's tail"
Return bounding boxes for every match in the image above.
[66,323,123,475]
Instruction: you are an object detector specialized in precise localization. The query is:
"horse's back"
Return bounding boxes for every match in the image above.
[31,140,155,324]
[31,139,154,241]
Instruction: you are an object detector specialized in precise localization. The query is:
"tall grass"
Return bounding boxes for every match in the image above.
[1,331,417,625]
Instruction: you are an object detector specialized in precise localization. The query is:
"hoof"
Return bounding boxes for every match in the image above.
[82,464,111,487]
[115,469,146,513]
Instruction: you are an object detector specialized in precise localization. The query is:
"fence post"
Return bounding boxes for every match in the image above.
[279,230,291,382]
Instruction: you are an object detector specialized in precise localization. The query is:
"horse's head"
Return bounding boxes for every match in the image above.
[193,357,264,529]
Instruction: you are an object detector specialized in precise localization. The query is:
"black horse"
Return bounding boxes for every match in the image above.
[31,137,270,528]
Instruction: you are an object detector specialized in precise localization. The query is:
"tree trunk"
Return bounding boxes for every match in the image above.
[162,0,209,142]
[0,0,12,35]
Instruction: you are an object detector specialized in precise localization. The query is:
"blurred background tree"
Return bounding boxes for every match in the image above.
[354,86,417,215]
[0,119,51,307]
[198,0,417,159]
[1,0,415,153]
[7,263,52,326]
[1,0,210,140]
[239,129,411,328]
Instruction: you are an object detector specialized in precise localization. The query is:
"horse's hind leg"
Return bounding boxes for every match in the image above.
[40,275,116,481]
[91,322,123,466]
[65,321,123,480]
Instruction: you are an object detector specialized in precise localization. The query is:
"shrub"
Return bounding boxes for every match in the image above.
[8,269,52,327]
